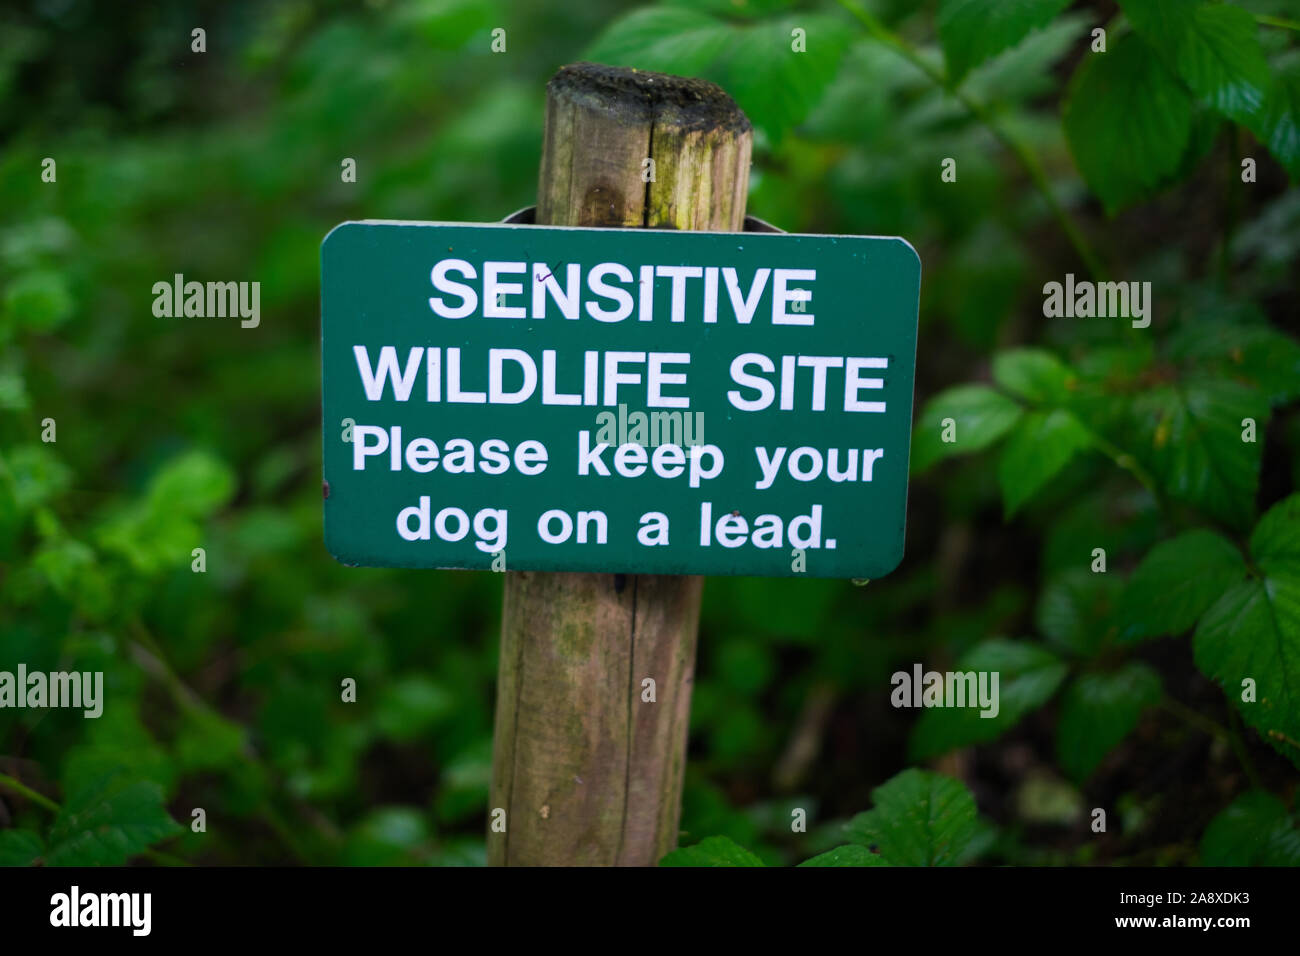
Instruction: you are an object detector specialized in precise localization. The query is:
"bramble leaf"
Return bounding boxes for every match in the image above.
[843,769,978,866]
[992,348,1075,405]
[1063,32,1194,213]
[1200,790,1300,866]
[659,834,766,866]
[798,844,888,866]
[909,639,1068,759]
[0,830,45,867]
[45,771,182,866]
[1194,494,1300,768]
[938,0,1072,83]
[1056,663,1162,781]
[1117,529,1246,642]
[911,385,1023,472]
[1120,0,1270,123]
[998,408,1092,516]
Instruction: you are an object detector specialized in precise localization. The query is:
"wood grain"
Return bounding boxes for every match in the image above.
[489,63,752,866]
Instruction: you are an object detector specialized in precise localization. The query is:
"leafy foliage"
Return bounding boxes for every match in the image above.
[1,0,1297,868]
[842,770,980,865]
[1199,790,1300,866]
[44,771,182,867]
[660,834,767,866]
[1056,663,1162,781]
[911,385,1022,472]
[909,640,1068,759]
[937,0,1072,83]
[1195,494,1300,766]
[1120,0,1271,123]
[1063,32,1194,215]
[668,770,980,866]
[1116,530,1245,642]
[585,6,851,140]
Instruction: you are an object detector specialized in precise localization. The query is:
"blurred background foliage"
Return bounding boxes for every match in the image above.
[1,0,1298,866]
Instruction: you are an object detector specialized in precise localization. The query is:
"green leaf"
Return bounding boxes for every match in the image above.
[1165,315,1300,405]
[1,445,73,513]
[372,676,455,742]
[909,639,1069,759]
[146,449,237,519]
[1063,32,1194,213]
[1056,663,1163,781]
[1126,376,1268,530]
[1247,52,1300,180]
[844,769,978,866]
[0,830,45,867]
[1117,529,1246,642]
[992,348,1075,404]
[1120,0,1270,123]
[63,707,176,798]
[937,0,1071,83]
[1200,790,1300,866]
[33,537,102,602]
[1254,492,1300,563]
[960,11,1089,104]
[659,834,766,866]
[344,807,431,866]
[584,9,850,140]
[998,409,1092,516]
[798,844,887,866]
[174,707,250,773]
[716,15,851,140]
[45,771,182,866]
[911,384,1023,472]
[97,450,237,574]
[3,269,75,333]
[583,7,734,77]
[1194,494,1300,767]
[1036,566,1122,658]
[0,362,30,411]
[392,0,498,50]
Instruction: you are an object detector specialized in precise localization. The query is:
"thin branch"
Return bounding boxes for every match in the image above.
[0,772,59,814]
[1256,14,1300,32]
[1160,695,1228,741]
[1226,705,1264,791]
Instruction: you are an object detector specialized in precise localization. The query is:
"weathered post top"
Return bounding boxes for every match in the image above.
[537,62,753,231]
[547,62,753,132]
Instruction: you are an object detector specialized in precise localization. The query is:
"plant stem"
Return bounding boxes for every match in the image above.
[1161,697,1262,789]
[1222,125,1240,286]
[128,616,338,862]
[1226,705,1264,790]
[0,772,60,813]
[1160,695,1228,741]
[835,0,1108,280]
[1256,14,1300,31]
[1081,430,1164,506]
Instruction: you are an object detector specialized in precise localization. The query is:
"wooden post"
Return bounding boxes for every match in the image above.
[488,63,752,866]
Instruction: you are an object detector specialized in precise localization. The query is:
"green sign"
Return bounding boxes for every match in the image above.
[321,220,920,579]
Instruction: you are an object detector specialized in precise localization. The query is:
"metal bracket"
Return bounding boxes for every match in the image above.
[500,206,783,233]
